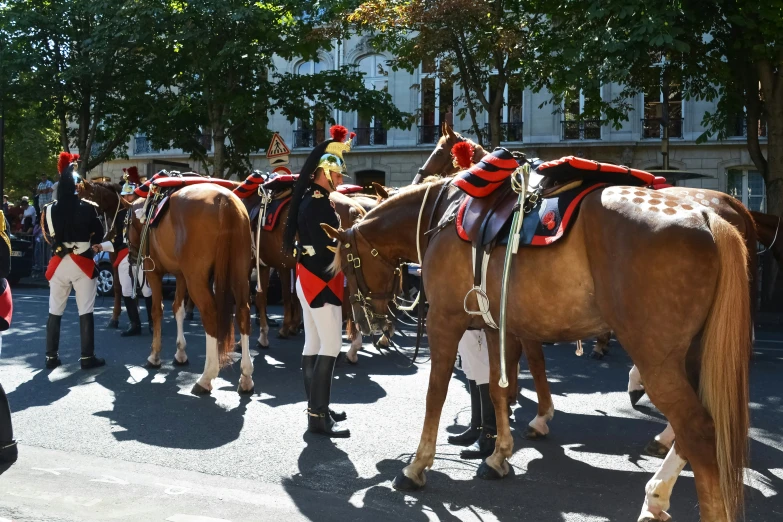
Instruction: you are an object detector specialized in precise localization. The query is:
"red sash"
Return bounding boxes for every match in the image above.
[0,280,13,331]
[46,253,97,281]
[114,247,129,268]
[296,263,344,306]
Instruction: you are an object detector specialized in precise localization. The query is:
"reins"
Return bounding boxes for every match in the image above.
[758,215,781,256]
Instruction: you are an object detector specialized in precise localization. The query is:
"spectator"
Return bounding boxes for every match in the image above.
[2,196,7,215]
[51,179,59,202]
[20,197,35,234]
[37,174,54,209]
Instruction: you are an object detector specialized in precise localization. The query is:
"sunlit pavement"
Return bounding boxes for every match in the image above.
[1,287,782,521]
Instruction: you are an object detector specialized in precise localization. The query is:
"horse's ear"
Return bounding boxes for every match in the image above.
[443,121,455,140]
[372,182,389,200]
[321,223,346,242]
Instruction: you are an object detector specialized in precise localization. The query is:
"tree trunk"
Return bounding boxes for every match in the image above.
[761,116,783,311]
[212,129,225,178]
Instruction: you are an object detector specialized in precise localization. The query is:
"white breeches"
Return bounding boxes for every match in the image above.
[458,329,489,385]
[118,255,151,298]
[49,256,97,316]
[296,278,342,357]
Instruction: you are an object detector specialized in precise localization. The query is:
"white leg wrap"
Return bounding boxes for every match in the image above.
[174,302,188,363]
[197,335,219,390]
[638,444,687,522]
[239,334,254,391]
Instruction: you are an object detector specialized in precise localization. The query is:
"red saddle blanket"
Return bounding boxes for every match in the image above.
[135,172,237,198]
[456,182,607,247]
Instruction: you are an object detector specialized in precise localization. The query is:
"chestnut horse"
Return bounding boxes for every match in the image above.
[76,180,124,328]
[127,184,254,395]
[422,123,759,449]
[329,177,751,521]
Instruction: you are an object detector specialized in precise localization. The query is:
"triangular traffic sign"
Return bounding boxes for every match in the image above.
[266,133,291,158]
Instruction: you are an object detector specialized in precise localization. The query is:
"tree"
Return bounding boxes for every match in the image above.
[2,0,163,173]
[138,0,411,178]
[350,0,538,148]
[2,106,61,200]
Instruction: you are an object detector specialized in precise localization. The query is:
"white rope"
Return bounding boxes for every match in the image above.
[415,183,432,266]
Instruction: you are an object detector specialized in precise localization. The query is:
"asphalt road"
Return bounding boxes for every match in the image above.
[1,287,782,522]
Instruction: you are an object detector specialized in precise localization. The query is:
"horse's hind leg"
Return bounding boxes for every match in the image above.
[234,268,254,394]
[144,271,165,369]
[279,268,295,338]
[256,266,270,348]
[172,277,189,366]
[628,364,646,406]
[645,423,676,458]
[187,279,220,394]
[184,292,195,320]
[394,310,463,490]
[521,338,554,439]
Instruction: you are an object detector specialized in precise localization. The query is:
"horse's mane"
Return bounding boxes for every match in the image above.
[330,191,367,219]
[93,181,122,193]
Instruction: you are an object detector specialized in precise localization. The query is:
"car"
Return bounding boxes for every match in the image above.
[93,251,176,297]
[8,233,33,285]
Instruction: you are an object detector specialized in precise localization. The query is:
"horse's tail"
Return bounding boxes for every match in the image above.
[700,211,751,522]
[724,195,759,346]
[214,195,236,367]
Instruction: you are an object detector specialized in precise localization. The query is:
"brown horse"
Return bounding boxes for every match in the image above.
[327,174,751,521]
[127,184,254,395]
[422,123,759,442]
[76,180,125,328]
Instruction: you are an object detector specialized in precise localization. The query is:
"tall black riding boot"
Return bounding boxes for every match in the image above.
[0,382,17,464]
[144,296,154,333]
[460,383,497,459]
[307,355,350,438]
[448,379,482,446]
[45,314,62,369]
[121,297,142,337]
[79,313,105,369]
[302,355,346,422]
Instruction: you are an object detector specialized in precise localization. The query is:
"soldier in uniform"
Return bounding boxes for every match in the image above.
[92,167,153,336]
[284,125,354,438]
[43,152,106,370]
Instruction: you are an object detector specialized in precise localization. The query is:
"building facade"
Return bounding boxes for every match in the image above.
[95,35,768,212]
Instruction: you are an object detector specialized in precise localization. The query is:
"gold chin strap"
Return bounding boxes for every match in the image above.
[324,170,337,191]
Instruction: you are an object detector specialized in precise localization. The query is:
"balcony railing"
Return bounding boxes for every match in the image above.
[354,127,387,146]
[729,118,767,139]
[134,136,159,155]
[561,120,602,140]
[641,119,683,139]
[294,129,325,149]
[418,125,441,145]
[483,122,524,143]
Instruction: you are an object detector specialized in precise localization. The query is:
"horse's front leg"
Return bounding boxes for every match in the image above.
[256,266,270,348]
[520,338,554,439]
[394,311,463,491]
[172,276,189,365]
[144,270,165,369]
[109,260,122,328]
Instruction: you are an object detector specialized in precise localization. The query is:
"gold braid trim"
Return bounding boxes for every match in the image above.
[0,211,10,253]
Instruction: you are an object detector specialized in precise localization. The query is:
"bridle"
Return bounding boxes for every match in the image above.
[341,179,454,332]
[414,134,481,183]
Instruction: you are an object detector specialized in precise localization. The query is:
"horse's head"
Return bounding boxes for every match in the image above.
[417,122,487,181]
[322,222,402,335]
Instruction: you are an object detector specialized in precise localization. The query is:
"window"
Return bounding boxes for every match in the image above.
[727,168,766,211]
[642,84,683,139]
[483,76,524,143]
[294,60,327,148]
[417,59,452,145]
[355,55,388,146]
[354,169,386,193]
[728,112,767,139]
[562,87,601,140]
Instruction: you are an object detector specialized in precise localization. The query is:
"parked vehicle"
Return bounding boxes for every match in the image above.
[8,233,33,285]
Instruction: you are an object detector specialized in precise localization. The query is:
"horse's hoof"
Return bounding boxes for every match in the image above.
[392,472,424,491]
[644,439,670,459]
[256,341,269,350]
[107,319,119,329]
[185,312,194,321]
[191,383,211,395]
[277,330,290,339]
[524,427,547,440]
[237,385,254,395]
[629,389,646,406]
[588,350,604,360]
[476,462,504,480]
[173,358,189,367]
[143,361,162,369]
